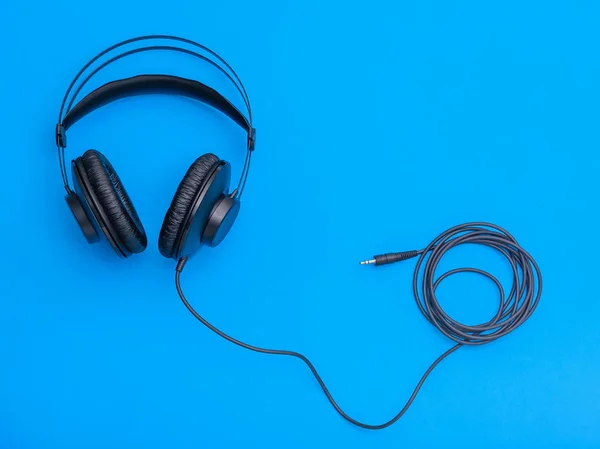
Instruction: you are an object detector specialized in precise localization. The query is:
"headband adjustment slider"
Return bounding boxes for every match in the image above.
[247,128,256,151]
[56,123,67,148]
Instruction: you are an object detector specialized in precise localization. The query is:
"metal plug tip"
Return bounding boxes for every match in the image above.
[360,259,376,265]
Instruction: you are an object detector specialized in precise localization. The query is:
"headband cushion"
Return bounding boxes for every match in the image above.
[159,153,220,259]
[81,150,147,254]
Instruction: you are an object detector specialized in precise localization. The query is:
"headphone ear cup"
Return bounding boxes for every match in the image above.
[77,150,147,256]
[159,153,220,259]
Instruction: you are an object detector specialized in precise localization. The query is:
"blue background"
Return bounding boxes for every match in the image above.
[1,1,599,448]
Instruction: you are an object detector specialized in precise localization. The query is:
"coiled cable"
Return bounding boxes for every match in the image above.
[175,222,542,430]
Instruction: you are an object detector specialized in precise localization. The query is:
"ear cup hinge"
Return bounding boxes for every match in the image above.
[56,123,67,148]
[247,128,256,151]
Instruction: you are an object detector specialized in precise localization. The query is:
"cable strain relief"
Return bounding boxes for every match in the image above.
[374,250,419,266]
[399,250,419,260]
[176,257,188,273]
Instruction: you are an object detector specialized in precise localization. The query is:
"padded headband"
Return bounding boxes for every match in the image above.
[62,74,251,132]
[56,35,256,199]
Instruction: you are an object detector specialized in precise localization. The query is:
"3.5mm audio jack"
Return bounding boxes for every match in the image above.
[360,250,421,266]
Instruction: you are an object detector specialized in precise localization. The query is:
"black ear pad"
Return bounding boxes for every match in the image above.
[80,150,147,255]
[159,153,220,259]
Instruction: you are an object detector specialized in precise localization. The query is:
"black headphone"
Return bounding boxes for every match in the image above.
[54,35,543,431]
[56,35,256,260]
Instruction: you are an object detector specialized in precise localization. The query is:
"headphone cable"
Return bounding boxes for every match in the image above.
[174,222,542,430]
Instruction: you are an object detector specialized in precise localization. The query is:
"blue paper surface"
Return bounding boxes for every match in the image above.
[1,1,599,447]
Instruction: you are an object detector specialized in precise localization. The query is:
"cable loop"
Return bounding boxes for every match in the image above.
[413,222,542,346]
